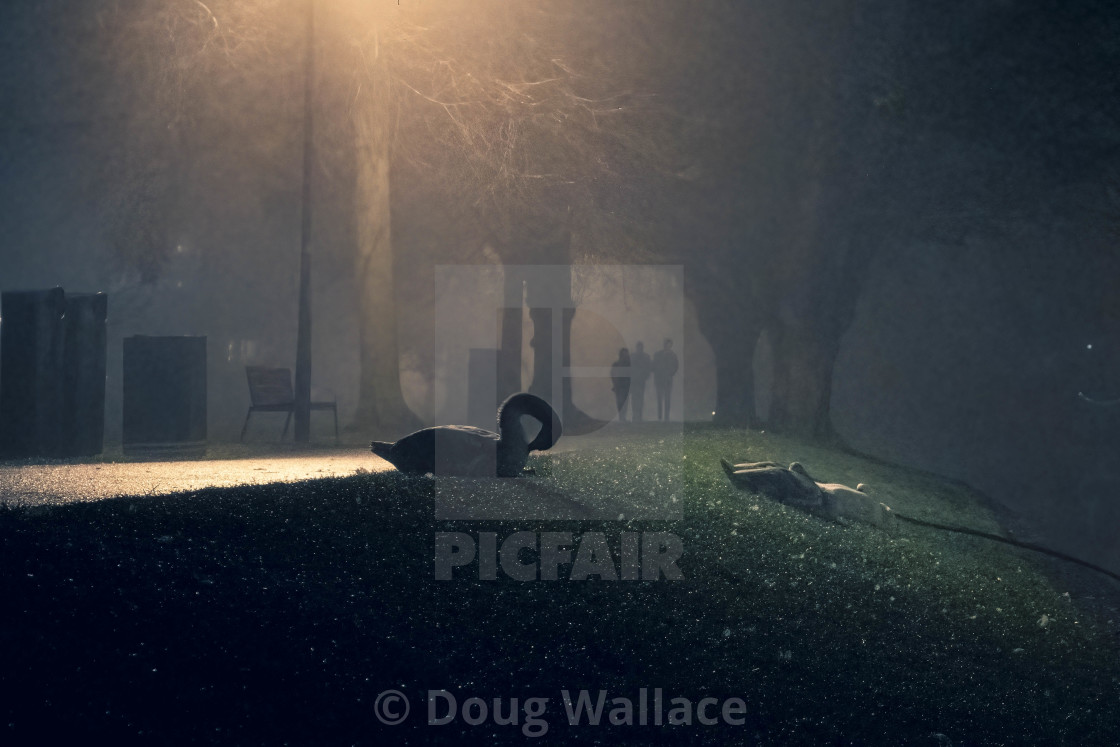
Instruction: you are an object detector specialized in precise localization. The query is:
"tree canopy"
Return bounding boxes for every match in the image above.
[31,0,1120,436]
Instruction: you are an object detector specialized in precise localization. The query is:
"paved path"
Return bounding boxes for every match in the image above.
[0,421,682,506]
[0,448,389,506]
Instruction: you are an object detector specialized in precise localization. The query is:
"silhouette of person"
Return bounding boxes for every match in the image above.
[652,338,678,421]
[610,347,631,423]
[629,341,652,423]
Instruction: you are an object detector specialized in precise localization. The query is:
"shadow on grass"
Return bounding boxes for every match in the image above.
[1,427,1118,744]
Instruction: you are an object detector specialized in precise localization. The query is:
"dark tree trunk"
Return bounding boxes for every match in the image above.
[527,304,555,401]
[497,272,524,401]
[689,267,767,428]
[350,87,421,436]
[710,325,762,427]
[766,315,845,442]
[489,204,602,434]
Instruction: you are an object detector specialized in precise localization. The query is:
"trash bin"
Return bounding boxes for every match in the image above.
[0,288,67,458]
[61,293,108,457]
[0,288,110,459]
[123,336,207,457]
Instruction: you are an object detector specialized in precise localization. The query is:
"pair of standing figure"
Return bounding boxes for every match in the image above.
[611,339,678,422]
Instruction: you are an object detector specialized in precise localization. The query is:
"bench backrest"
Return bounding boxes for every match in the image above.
[246,366,294,407]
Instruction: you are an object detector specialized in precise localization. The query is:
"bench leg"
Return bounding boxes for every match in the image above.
[333,405,339,444]
[240,410,252,442]
[281,411,293,441]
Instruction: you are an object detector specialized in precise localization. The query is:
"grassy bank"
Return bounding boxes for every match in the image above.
[1,426,1117,745]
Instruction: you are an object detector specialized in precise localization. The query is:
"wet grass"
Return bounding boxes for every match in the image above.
[1,425,1118,745]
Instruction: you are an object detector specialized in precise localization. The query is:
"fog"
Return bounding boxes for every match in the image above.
[2,0,1118,574]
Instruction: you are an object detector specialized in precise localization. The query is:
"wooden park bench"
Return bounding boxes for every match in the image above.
[240,366,338,442]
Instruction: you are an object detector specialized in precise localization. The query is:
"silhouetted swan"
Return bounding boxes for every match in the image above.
[371,393,562,476]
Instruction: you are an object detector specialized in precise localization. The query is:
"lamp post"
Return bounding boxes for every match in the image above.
[293,0,315,442]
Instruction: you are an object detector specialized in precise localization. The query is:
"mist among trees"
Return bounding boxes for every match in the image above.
[2,0,1117,463]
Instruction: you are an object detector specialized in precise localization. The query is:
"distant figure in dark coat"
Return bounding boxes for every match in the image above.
[629,341,652,423]
[652,338,678,421]
[610,347,631,422]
